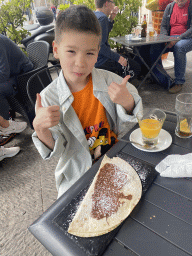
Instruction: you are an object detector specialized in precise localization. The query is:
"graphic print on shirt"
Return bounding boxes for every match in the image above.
[71,75,117,162]
[85,126,116,161]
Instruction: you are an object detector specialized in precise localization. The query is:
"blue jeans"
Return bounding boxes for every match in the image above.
[0,77,17,120]
[150,38,192,88]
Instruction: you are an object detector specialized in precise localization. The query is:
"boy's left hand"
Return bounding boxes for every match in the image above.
[108,75,135,113]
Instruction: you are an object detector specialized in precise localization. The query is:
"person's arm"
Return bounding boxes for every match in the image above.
[98,15,120,62]
[160,5,171,36]
[179,16,192,39]
[0,41,11,83]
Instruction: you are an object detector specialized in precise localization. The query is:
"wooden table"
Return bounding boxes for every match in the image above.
[29,111,192,256]
[110,35,179,90]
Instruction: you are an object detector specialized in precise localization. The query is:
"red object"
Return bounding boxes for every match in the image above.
[159,0,172,10]
[170,0,190,35]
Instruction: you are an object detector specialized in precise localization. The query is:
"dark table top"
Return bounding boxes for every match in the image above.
[110,34,180,47]
[29,111,192,256]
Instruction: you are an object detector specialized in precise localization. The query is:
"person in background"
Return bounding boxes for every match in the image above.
[94,0,141,79]
[32,5,142,198]
[0,34,33,132]
[139,0,192,93]
[51,4,57,20]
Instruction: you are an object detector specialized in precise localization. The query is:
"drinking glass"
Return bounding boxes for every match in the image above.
[137,108,166,146]
[175,93,192,138]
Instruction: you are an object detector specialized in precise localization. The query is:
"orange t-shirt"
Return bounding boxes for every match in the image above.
[72,75,117,160]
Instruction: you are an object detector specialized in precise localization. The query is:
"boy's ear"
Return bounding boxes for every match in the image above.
[52,41,59,59]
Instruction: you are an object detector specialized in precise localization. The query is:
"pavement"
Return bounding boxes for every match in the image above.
[1,52,192,256]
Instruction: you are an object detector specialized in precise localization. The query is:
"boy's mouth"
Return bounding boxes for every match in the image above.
[74,72,84,77]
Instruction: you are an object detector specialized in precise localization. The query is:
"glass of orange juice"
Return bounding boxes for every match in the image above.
[137,108,166,146]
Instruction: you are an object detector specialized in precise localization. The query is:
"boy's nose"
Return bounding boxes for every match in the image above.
[75,54,86,67]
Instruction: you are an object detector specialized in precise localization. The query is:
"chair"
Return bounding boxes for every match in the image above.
[27,64,61,107]
[7,40,50,128]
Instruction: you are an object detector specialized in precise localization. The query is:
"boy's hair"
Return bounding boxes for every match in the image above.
[55,5,101,43]
[95,0,108,8]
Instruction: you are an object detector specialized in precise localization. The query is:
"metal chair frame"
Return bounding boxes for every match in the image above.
[7,41,50,128]
[27,64,61,107]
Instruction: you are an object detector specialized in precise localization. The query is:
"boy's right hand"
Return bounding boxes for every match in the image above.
[33,93,60,131]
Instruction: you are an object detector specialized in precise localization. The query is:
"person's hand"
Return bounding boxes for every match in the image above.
[109,6,119,21]
[118,56,127,67]
[108,75,135,112]
[33,93,60,131]
[167,41,177,48]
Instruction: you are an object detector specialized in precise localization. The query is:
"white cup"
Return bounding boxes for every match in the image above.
[125,34,132,40]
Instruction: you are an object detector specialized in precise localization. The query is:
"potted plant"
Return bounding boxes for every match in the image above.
[145,0,173,62]
[146,0,173,35]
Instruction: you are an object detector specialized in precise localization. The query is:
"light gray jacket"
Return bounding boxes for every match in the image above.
[32,68,142,198]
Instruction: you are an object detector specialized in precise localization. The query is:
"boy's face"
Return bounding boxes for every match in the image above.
[53,31,100,90]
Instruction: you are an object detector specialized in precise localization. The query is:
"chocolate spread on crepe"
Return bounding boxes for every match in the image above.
[91,163,132,220]
[68,155,142,237]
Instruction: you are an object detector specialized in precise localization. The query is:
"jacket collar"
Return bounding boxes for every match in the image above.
[92,68,109,93]
[56,68,108,106]
[57,71,73,107]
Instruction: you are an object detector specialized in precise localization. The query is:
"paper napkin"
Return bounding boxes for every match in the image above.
[155,153,192,178]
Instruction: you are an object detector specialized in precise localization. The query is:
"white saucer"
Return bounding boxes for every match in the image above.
[130,37,142,41]
[129,128,172,152]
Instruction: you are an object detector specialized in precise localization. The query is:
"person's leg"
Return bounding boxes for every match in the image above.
[0,79,27,135]
[173,38,192,85]
[0,80,17,120]
[0,116,9,128]
[150,43,174,89]
[134,45,151,76]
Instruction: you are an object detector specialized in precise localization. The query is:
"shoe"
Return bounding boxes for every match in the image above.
[168,84,183,94]
[0,146,20,161]
[0,120,27,135]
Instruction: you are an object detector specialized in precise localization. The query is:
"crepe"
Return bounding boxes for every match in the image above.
[68,155,142,237]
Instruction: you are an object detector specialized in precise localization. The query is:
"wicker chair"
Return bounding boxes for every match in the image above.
[7,41,50,128]
[27,65,61,107]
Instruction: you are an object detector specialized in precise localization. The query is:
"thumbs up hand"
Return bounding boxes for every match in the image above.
[108,75,135,113]
[33,93,60,131]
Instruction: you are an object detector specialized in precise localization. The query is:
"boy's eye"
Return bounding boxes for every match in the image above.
[68,50,75,53]
[87,52,94,55]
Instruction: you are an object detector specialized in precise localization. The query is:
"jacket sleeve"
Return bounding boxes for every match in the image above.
[32,127,66,160]
[160,6,170,36]
[116,83,143,138]
[0,41,14,86]
[116,82,142,123]
[98,15,120,62]
[179,19,192,39]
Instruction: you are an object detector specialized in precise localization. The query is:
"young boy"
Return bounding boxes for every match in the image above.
[32,5,142,198]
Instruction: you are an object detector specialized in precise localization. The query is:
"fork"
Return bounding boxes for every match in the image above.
[119,138,157,149]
